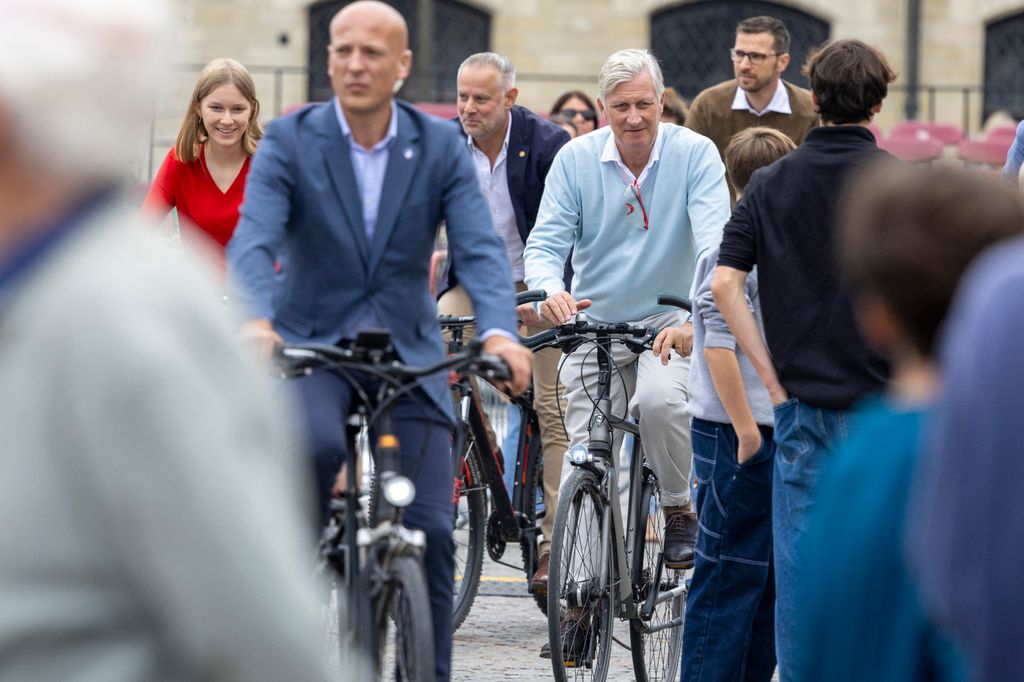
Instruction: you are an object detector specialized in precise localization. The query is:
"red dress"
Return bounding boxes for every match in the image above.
[143,145,251,252]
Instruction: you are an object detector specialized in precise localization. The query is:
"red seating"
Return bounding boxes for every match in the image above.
[414,102,458,120]
[956,138,1012,167]
[889,121,963,145]
[984,124,1018,144]
[878,136,944,163]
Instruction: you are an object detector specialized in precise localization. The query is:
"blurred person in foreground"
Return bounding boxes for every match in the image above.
[143,58,263,265]
[711,39,895,677]
[0,0,331,680]
[227,3,531,679]
[681,127,796,682]
[791,163,1024,680]
[549,89,599,134]
[905,241,1024,675]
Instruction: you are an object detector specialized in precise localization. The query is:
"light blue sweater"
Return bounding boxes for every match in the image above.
[524,123,730,322]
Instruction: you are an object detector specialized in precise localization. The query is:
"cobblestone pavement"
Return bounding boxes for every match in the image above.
[450,554,634,682]
[450,554,780,682]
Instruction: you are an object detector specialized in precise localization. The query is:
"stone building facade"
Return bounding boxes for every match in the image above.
[149,0,1024,177]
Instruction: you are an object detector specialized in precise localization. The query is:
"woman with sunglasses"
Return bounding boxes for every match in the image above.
[549,90,598,135]
[144,58,263,263]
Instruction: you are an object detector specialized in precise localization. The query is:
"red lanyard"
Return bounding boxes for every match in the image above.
[629,179,649,231]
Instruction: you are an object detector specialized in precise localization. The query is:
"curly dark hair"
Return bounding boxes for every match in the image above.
[803,39,897,125]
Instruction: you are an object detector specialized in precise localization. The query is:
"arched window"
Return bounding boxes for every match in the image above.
[307,0,489,103]
[651,1,830,99]
[984,12,1024,120]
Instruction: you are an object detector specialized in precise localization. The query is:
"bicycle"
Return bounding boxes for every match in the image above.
[533,294,693,682]
[274,332,509,681]
[441,302,547,630]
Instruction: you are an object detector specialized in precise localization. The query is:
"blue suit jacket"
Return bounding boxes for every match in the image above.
[228,100,518,414]
[444,104,570,291]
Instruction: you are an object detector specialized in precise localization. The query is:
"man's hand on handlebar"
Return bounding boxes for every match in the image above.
[482,335,533,395]
[516,302,541,327]
[240,318,284,367]
[652,322,694,365]
[540,291,593,325]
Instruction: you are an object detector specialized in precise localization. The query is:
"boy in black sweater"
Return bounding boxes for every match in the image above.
[711,38,896,679]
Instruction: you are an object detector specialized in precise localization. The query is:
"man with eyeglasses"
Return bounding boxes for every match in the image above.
[525,47,730,661]
[686,16,817,197]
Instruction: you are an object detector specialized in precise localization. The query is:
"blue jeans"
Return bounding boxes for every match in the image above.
[682,418,776,682]
[771,398,849,681]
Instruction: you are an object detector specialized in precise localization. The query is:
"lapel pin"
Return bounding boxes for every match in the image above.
[404,147,414,160]
[518,150,526,158]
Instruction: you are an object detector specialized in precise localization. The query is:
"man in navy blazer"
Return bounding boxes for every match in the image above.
[227,3,531,679]
[440,52,571,594]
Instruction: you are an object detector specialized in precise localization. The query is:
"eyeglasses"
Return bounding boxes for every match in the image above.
[730,48,780,65]
[560,108,597,122]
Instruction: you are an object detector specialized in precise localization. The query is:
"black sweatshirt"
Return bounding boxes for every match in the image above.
[717,125,889,410]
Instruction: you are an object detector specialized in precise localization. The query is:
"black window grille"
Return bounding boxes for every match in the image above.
[984,12,1024,120]
[650,0,830,99]
[307,0,488,104]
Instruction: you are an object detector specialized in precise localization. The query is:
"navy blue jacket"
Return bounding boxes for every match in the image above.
[445,104,570,291]
[227,100,518,414]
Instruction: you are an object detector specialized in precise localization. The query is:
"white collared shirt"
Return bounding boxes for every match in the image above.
[466,113,525,281]
[600,124,662,188]
[731,79,792,117]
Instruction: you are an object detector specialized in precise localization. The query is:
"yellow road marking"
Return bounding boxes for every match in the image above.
[454,575,527,583]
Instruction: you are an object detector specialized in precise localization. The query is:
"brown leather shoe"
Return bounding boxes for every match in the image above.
[530,552,550,592]
[662,505,698,569]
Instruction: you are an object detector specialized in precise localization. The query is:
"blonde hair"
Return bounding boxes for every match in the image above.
[175,58,262,163]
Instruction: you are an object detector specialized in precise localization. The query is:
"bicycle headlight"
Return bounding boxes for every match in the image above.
[568,444,592,466]
[382,475,416,507]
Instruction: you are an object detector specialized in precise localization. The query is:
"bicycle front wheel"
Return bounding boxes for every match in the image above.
[628,466,684,682]
[372,553,436,682]
[452,435,486,631]
[547,467,614,682]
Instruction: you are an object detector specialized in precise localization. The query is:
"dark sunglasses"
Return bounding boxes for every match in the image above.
[560,108,597,122]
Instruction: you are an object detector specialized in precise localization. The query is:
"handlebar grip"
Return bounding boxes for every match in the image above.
[474,353,512,382]
[521,327,557,350]
[515,289,547,306]
[657,293,692,313]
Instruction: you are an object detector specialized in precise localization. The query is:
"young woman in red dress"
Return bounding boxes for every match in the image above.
[144,58,263,260]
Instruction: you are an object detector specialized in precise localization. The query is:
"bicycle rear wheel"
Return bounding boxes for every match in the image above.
[628,463,684,682]
[547,467,614,682]
[452,435,486,630]
[372,553,436,682]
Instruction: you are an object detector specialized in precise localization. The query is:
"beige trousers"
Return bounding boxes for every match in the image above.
[437,283,568,556]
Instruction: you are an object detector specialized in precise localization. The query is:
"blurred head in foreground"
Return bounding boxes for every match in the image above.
[839,161,1024,382]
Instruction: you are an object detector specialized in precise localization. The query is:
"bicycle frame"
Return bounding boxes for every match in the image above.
[567,332,685,625]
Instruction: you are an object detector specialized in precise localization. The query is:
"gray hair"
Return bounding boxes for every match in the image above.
[458,52,516,91]
[0,0,167,183]
[597,49,665,102]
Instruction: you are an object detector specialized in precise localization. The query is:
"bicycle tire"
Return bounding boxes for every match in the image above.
[372,553,436,682]
[452,435,487,631]
[628,463,684,682]
[547,467,615,682]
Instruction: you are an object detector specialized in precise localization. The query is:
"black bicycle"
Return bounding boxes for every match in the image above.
[274,332,508,681]
[441,303,547,630]
[535,294,693,682]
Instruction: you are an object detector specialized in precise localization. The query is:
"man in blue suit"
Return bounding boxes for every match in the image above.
[227,2,532,679]
[439,51,571,593]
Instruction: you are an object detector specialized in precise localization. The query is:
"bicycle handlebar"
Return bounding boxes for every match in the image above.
[521,314,658,353]
[273,338,511,383]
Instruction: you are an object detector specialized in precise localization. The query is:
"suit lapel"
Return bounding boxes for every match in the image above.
[505,106,530,240]
[317,104,369,262]
[368,105,420,275]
